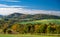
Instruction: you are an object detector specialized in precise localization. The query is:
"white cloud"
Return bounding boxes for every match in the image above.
[0,8,60,16]
[1,0,20,2]
[0,4,27,8]
[0,8,22,15]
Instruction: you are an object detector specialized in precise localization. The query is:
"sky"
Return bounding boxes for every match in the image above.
[0,0,60,16]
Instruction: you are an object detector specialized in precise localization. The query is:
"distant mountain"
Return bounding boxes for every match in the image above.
[6,13,24,18]
[3,13,60,22]
[33,14,60,20]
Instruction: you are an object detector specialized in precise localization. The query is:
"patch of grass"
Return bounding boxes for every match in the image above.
[0,34,60,37]
[20,19,60,25]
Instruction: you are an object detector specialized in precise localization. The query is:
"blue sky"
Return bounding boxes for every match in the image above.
[0,0,60,15]
[0,0,60,11]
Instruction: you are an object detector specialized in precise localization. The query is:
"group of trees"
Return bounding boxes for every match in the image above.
[0,21,60,34]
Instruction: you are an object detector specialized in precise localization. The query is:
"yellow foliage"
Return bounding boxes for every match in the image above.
[11,24,18,31]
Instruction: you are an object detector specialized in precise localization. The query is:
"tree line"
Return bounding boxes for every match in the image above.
[0,22,60,34]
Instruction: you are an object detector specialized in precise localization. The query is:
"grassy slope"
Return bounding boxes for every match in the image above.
[0,34,60,37]
[20,19,60,25]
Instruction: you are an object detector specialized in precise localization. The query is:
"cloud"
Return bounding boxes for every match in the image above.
[0,8,33,15]
[0,4,27,8]
[0,8,60,16]
[1,0,20,2]
[0,8,22,15]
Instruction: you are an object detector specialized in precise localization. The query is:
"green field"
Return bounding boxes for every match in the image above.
[20,19,60,25]
[0,34,60,37]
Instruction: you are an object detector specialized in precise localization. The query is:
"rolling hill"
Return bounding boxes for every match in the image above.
[0,13,60,25]
[4,13,60,21]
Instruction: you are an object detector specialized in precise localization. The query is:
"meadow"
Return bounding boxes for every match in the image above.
[0,34,60,37]
[20,19,60,25]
